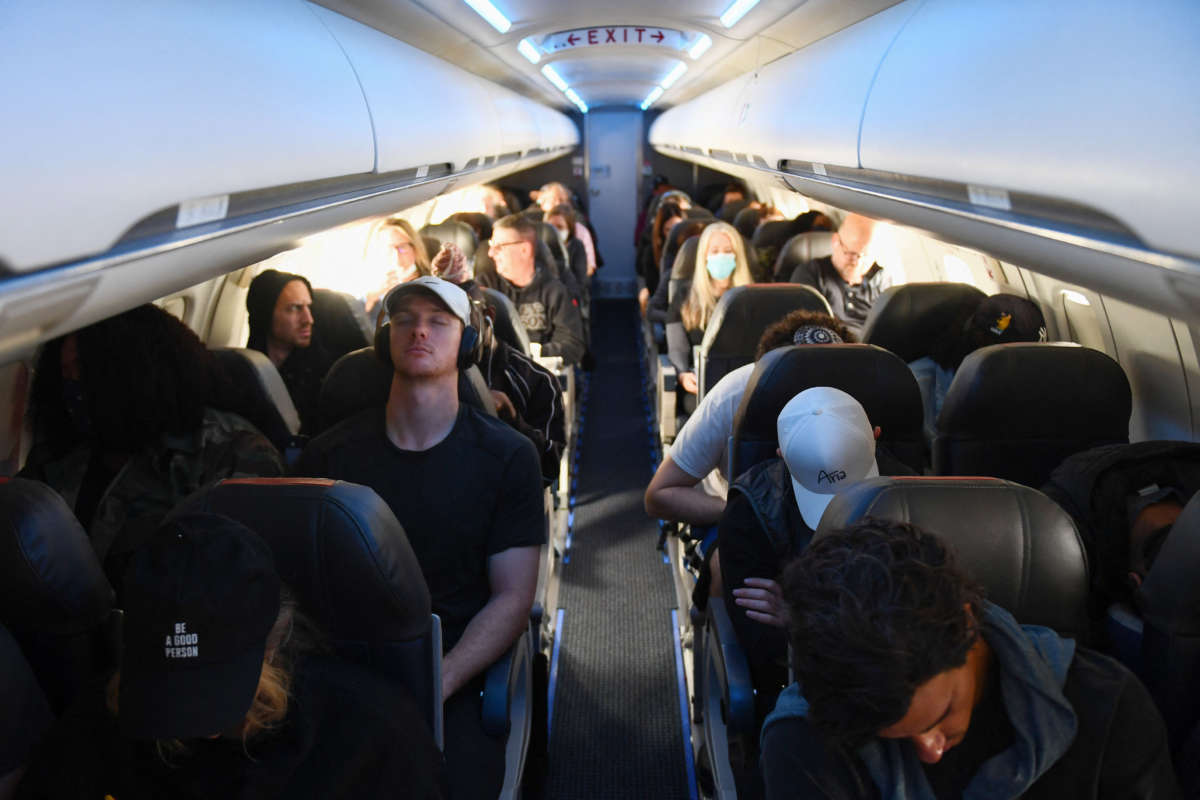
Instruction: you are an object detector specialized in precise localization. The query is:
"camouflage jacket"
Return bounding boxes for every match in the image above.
[21,408,284,568]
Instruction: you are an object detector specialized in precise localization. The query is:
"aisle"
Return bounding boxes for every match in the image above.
[544,300,694,799]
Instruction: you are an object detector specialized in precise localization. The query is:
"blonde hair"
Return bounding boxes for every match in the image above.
[681,221,753,331]
[366,216,431,275]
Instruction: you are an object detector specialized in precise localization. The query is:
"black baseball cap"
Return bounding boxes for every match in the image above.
[119,513,281,740]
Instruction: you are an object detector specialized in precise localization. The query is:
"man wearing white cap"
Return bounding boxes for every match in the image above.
[718,386,890,692]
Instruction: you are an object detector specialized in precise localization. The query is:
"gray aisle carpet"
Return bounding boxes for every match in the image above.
[544,300,692,799]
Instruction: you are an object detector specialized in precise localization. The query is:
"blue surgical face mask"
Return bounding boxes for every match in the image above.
[706,252,737,281]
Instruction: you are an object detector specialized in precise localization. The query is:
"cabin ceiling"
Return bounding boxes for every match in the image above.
[314,0,903,111]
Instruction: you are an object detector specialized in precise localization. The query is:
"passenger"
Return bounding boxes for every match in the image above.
[477,214,586,365]
[17,513,443,799]
[790,213,889,334]
[761,519,1181,800]
[647,219,707,324]
[545,203,590,309]
[295,276,545,799]
[362,216,431,320]
[245,269,334,435]
[645,200,687,299]
[434,242,567,486]
[720,387,898,692]
[476,184,511,220]
[907,294,1046,442]
[20,305,283,580]
[535,181,597,277]
[666,220,753,408]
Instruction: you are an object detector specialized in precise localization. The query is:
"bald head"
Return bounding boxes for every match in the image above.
[832,213,878,284]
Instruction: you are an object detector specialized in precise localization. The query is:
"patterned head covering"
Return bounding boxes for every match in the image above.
[792,325,843,346]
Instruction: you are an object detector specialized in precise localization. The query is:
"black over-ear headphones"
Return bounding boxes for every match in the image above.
[375,309,480,370]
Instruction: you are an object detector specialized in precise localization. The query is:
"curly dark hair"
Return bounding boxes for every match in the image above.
[30,305,224,455]
[780,518,984,747]
[754,309,857,360]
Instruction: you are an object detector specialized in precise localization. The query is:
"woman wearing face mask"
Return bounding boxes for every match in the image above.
[362,217,431,318]
[666,221,753,410]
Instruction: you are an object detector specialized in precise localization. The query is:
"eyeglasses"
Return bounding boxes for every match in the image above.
[391,242,414,254]
[835,235,864,262]
[488,239,526,253]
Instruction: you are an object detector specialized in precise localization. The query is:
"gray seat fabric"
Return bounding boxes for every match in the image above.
[862,282,987,363]
[776,231,834,283]
[210,347,301,445]
[480,288,532,357]
[668,236,700,304]
[818,476,1091,640]
[934,343,1131,487]
[421,219,479,263]
[310,288,370,361]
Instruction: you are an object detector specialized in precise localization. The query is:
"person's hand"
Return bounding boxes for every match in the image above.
[490,389,516,420]
[732,578,789,628]
[679,371,698,394]
[638,287,650,316]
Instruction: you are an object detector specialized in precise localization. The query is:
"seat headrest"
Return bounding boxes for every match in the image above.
[481,288,532,356]
[685,206,714,219]
[731,344,925,478]
[1141,489,1200,636]
[751,219,797,250]
[309,289,370,362]
[671,236,701,280]
[935,343,1130,486]
[210,348,300,444]
[318,347,497,430]
[173,479,430,641]
[420,220,478,262]
[861,282,987,363]
[818,476,1090,638]
[716,199,750,223]
[775,231,834,280]
[732,206,763,239]
[0,479,113,635]
[420,235,441,259]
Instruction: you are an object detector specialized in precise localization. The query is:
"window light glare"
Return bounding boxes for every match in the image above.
[688,34,713,60]
[1062,289,1091,307]
[541,64,569,92]
[564,88,588,114]
[517,38,541,64]
[720,0,760,28]
[640,86,664,110]
[461,0,511,33]
[660,63,688,90]
[942,254,974,285]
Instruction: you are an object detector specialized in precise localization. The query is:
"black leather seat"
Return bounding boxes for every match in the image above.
[818,476,1091,638]
[716,198,750,223]
[862,282,987,362]
[171,478,442,743]
[697,284,833,401]
[774,231,834,283]
[0,622,53,787]
[317,347,496,432]
[730,344,926,479]
[481,288,532,356]
[421,219,478,263]
[934,343,1131,487]
[449,212,493,245]
[732,206,763,240]
[209,347,300,453]
[668,236,700,304]
[0,478,116,713]
[420,234,441,259]
[310,288,370,361]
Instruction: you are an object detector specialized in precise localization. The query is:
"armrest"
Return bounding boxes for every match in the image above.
[705,596,756,738]
[657,354,678,444]
[481,627,533,738]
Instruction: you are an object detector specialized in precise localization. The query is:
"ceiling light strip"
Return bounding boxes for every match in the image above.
[640,86,664,110]
[688,34,713,60]
[660,62,688,89]
[541,64,569,92]
[517,38,541,64]
[720,0,760,28]
[461,0,511,33]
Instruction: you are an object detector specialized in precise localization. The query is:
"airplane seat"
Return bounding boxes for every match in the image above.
[449,212,493,246]
[775,231,834,283]
[684,206,714,220]
[655,238,700,444]
[729,344,927,480]
[316,347,497,432]
[817,476,1091,640]
[749,219,797,277]
[1137,489,1200,751]
[716,198,749,223]
[0,478,116,714]
[934,343,1131,487]
[668,236,701,304]
[536,222,566,274]
[309,288,370,362]
[421,219,478,263]
[170,478,445,746]
[0,622,54,794]
[697,285,834,404]
[421,234,442,259]
[732,206,762,240]
[480,288,533,357]
[209,347,303,458]
[861,282,988,362]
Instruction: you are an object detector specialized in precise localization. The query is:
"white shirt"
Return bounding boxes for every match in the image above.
[668,362,756,498]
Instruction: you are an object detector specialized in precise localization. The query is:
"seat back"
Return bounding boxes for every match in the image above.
[730,344,925,479]
[0,478,115,713]
[697,284,833,399]
[210,347,300,450]
[172,478,442,743]
[421,219,478,263]
[317,347,496,431]
[310,288,370,361]
[732,206,763,240]
[481,288,533,356]
[716,198,749,223]
[776,231,834,282]
[861,282,987,362]
[1140,490,1200,746]
[537,221,567,274]
[934,343,1131,487]
[818,476,1091,639]
[0,622,54,782]
[420,234,441,259]
[668,236,701,304]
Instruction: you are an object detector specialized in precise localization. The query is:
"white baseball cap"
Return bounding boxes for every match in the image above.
[777,386,879,529]
[382,276,471,327]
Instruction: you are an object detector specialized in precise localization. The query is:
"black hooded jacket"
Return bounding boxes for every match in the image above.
[476,267,585,365]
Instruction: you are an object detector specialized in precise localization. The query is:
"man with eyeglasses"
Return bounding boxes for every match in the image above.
[791,213,890,335]
[479,214,585,365]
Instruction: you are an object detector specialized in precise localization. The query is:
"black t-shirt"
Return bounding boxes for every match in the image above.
[295,404,545,647]
[17,655,444,799]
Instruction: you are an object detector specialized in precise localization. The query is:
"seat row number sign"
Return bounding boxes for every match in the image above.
[542,27,686,52]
